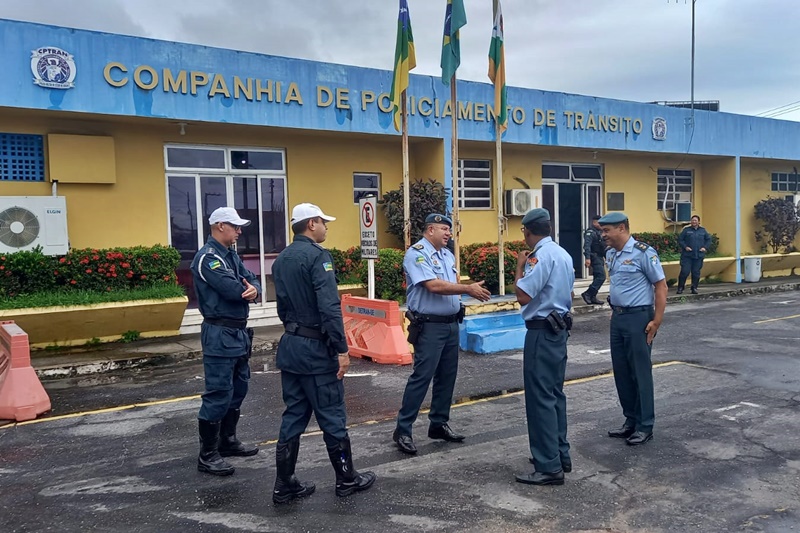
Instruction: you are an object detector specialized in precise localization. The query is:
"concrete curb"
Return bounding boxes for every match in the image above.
[31,281,800,379]
[35,339,280,380]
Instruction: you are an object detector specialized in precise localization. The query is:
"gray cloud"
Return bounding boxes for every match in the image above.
[2,0,798,120]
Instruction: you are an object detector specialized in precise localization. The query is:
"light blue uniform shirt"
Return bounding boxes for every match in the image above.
[606,236,666,307]
[403,237,460,316]
[517,237,575,320]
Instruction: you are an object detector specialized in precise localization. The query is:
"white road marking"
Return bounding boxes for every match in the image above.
[588,349,611,354]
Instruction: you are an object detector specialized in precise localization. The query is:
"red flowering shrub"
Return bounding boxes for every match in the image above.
[462,245,518,294]
[0,245,180,299]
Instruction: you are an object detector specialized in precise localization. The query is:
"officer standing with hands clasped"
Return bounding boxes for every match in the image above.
[190,207,261,477]
[598,212,667,446]
[677,215,712,295]
[581,215,607,305]
[271,203,375,504]
[393,214,491,455]
[513,208,575,486]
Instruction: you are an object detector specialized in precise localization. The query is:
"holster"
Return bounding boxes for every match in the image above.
[405,310,422,344]
[246,327,255,358]
[545,310,568,334]
[456,304,466,324]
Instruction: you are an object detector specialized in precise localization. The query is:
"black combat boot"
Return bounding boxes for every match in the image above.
[272,437,315,504]
[327,436,376,497]
[218,409,259,457]
[197,419,235,476]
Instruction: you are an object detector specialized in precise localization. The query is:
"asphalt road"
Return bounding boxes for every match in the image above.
[1,291,799,532]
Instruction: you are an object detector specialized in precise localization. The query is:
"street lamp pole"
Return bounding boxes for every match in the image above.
[690,0,696,125]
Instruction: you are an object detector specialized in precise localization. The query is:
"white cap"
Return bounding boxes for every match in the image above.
[209,207,251,226]
[291,203,336,224]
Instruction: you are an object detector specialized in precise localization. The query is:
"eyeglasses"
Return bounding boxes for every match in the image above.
[223,222,243,232]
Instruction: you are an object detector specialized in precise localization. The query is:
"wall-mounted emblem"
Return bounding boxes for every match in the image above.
[652,117,667,141]
[31,47,76,89]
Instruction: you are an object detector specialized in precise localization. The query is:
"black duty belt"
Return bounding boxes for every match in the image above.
[525,319,550,330]
[285,323,326,340]
[417,313,459,324]
[204,317,248,329]
[611,305,653,314]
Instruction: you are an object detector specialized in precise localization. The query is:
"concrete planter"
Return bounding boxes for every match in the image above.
[660,257,737,282]
[0,297,189,348]
[756,252,800,278]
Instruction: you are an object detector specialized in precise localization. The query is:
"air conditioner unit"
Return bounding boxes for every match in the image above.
[671,201,692,223]
[784,194,800,206]
[504,189,542,216]
[0,196,69,255]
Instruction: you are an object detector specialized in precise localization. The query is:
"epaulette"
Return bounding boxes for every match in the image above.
[412,244,424,250]
[634,241,650,252]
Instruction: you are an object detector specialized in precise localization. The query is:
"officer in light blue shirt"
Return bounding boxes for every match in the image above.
[598,212,667,447]
[513,208,575,487]
[393,214,491,455]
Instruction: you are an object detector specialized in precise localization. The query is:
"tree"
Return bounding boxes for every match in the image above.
[380,179,447,245]
[754,197,800,253]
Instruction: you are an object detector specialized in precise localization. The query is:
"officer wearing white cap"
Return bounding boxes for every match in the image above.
[190,206,262,476]
[598,212,666,446]
[393,213,491,455]
[271,203,375,503]
[513,208,575,486]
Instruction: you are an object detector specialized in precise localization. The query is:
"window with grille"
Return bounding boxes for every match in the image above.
[458,159,491,209]
[771,172,799,192]
[0,133,45,182]
[657,169,693,210]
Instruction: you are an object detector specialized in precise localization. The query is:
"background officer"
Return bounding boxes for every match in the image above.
[271,203,375,504]
[582,215,606,305]
[393,214,491,455]
[598,212,667,447]
[190,207,261,477]
[677,215,712,295]
[513,208,575,487]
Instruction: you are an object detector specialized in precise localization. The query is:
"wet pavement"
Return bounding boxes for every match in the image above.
[1,291,799,532]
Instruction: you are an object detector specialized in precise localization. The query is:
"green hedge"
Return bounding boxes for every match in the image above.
[0,245,181,299]
[632,231,719,256]
[355,248,407,303]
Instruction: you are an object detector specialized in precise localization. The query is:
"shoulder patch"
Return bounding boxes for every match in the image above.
[415,255,426,264]
[634,241,650,252]
[412,244,424,250]
[323,261,333,272]
[208,259,221,270]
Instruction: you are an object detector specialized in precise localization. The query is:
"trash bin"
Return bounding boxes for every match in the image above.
[743,257,762,283]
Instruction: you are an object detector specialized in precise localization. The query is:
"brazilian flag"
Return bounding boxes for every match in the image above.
[389,0,417,132]
[441,0,467,86]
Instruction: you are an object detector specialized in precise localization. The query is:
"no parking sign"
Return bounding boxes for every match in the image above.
[359,196,378,260]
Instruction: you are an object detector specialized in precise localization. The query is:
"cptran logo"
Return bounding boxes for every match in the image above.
[31,47,76,89]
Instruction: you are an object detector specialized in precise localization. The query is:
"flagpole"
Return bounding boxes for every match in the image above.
[496,122,505,295]
[402,91,411,249]
[450,75,461,278]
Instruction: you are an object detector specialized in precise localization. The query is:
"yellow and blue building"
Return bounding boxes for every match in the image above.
[1,19,799,326]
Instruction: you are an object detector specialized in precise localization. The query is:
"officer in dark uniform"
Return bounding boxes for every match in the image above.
[271,203,376,504]
[190,207,262,476]
[581,215,606,305]
[598,212,667,446]
[393,214,491,455]
[513,208,575,486]
[677,215,712,294]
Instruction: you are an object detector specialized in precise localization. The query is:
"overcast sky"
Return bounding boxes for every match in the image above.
[2,0,799,121]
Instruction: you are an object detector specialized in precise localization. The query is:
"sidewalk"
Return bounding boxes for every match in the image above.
[29,276,800,379]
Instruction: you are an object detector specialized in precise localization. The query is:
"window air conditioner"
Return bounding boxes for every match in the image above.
[0,196,69,255]
[504,189,542,216]
[671,201,692,223]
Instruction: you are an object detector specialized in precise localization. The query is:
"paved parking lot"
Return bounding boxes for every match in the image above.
[1,291,799,532]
